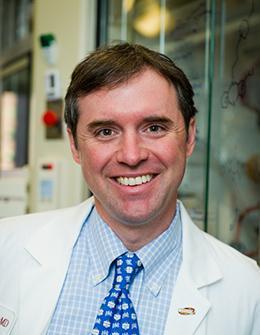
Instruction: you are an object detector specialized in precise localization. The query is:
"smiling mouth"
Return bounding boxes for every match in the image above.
[116,174,154,186]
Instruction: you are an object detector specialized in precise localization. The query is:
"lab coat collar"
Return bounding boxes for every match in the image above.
[24,197,94,265]
[21,197,95,335]
[180,201,222,288]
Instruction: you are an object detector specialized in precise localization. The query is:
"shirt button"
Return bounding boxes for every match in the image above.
[94,274,102,282]
[150,282,159,292]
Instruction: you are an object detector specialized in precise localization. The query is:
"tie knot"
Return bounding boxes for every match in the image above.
[113,252,142,290]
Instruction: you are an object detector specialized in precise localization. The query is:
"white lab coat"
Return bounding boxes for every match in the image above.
[0,198,259,335]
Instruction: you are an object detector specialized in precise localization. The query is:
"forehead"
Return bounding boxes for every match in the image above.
[77,69,181,122]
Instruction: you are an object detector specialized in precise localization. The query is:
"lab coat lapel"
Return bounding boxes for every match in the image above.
[19,198,94,335]
[163,271,211,335]
[163,202,222,335]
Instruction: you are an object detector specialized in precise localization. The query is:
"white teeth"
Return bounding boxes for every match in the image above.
[142,175,147,183]
[116,175,153,186]
[135,177,142,185]
[129,178,135,186]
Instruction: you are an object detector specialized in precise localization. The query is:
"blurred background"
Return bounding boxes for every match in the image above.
[0,0,259,263]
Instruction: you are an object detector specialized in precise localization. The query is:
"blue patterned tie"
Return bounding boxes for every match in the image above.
[92,252,142,335]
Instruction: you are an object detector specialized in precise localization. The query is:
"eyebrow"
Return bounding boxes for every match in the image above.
[87,120,116,131]
[142,116,174,125]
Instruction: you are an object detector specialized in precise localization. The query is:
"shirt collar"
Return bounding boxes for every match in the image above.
[87,207,127,286]
[136,204,182,296]
[86,203,182,294]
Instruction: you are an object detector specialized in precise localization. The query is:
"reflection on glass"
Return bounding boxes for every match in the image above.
[108,0,164,49]
[209,0,260,262]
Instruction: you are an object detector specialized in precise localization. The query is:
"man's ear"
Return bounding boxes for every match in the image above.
[67,128,81,164]
[186,117,196,157]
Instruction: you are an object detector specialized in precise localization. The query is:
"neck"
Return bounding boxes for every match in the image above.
[96,205,177,251]
[113,224,170,251]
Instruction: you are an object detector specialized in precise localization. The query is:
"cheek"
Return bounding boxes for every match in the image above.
[79,144,114,176]
[152,138,187,166]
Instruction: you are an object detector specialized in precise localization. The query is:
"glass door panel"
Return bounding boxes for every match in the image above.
[209,0,260,262]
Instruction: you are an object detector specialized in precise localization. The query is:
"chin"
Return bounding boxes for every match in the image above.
[113,208,161,227]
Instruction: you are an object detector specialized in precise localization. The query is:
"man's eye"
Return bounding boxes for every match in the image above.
[147,124,164,132]
[96,128,114,137]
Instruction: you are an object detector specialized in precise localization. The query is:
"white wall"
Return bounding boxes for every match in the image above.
[29,0,96,212]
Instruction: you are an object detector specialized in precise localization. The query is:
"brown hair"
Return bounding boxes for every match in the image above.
[65,42,198,142]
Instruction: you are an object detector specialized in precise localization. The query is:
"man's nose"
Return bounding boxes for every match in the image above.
[116,133,149,167]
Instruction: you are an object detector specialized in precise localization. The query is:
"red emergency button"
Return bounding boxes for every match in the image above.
[42,110,59,127]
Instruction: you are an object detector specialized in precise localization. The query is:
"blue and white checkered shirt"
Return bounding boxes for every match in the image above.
[46,203,182,335]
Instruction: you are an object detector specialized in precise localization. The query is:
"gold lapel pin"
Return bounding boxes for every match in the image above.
[178,307,196,315]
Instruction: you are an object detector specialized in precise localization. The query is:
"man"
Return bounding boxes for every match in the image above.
[0,43,259,335]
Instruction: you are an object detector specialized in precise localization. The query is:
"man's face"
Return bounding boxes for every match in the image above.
[68,69,196,230]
